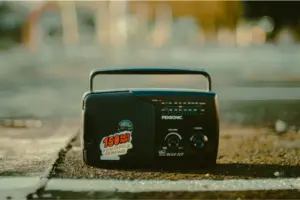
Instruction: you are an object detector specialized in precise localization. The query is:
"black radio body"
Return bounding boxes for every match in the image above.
[81,68,220,169]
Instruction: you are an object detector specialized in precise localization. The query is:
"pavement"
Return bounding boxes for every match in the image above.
[28,125,300,199]
[0,177,42,200]
[0,119,79,200]
[0,119,78,176]
[0,124,298,199]
[0,45,300,199]
[33,189,300,199]
[54,125,300,180]
[38,178,300,199]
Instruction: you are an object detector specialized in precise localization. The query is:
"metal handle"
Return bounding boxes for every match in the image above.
[89,67,212,92]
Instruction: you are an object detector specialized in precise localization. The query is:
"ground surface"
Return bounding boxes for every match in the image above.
[54,125,300,180]
[35,125,300,199]
[0,119,78,177]
[1,46,300,199]
[1,121,299,199]
[37,190,300,199]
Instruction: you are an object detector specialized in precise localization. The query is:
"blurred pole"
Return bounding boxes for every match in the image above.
[95,1,109,46]
[95,1,109,45]
[59,1,79,45]
[108,0,128,47]
[153,4,172,47]
[236,21,252,46]
[228,1,244,45]
[131,2,150,45]
[108,0,128,63]
[29,21,43,52]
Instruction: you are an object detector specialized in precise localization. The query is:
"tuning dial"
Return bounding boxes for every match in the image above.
[190,133,208,149]
[165,132,182,149]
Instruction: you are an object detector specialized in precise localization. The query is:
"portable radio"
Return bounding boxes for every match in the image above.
[81,68,220,169]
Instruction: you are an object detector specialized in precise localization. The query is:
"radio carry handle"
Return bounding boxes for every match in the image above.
[89,68,212,92]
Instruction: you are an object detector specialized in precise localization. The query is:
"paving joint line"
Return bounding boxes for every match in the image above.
[26,128,80,200]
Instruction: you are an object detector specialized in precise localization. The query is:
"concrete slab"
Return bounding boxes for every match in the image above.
[44,178,300,192]
[0,177,41,200]
[0,119,79,199]
[0,119,79,177]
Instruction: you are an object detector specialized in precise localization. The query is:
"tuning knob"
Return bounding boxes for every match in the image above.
[190,133,208,149]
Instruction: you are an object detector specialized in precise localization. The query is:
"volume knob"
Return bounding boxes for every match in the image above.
[165,132,182,149]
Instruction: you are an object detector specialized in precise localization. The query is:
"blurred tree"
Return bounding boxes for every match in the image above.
[0,1,24,49]
[243,1,300,42]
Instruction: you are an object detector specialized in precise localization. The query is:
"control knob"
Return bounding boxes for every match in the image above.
[190,133,208,149]
[165,132,182,149]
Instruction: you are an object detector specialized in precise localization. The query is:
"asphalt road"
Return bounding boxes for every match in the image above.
[2,45,300,120]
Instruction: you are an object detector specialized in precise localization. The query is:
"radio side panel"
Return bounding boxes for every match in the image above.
[82,92,155,166]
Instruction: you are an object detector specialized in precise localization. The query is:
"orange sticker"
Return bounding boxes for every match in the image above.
[100,131,133,160]
[102,132,131,148]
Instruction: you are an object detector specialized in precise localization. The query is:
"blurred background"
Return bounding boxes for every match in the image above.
[1,0,300,125]
[1,1,300,187]
[1,0,300,50]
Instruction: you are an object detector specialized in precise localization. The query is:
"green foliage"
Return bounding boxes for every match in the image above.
[0,2,24,49]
